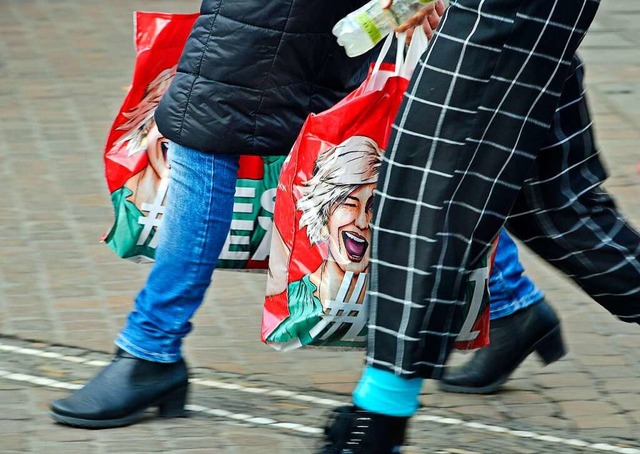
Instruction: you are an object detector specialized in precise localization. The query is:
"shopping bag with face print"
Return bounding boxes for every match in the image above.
[102,11,284,269]
[262,31,494,351]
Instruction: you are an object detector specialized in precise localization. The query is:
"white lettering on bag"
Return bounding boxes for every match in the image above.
[308,272,369,343]
[455,266,489,342]
[137,177,170,248]
[219,187,276,262]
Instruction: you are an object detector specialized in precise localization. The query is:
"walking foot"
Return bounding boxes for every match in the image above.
[50,349,189,429]
[439,298,566,394]
[318,405,408,454]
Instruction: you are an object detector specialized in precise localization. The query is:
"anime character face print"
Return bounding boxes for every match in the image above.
[111,65,176,163]
[296,135,383,273]
[326,183,375,273]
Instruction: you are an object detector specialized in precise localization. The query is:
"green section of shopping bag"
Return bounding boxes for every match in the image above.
[217,156,284,269]
[266,274,368,349]
[103,186,158,263]
[217,178,272,269]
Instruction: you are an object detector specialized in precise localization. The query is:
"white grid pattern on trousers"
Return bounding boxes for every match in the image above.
[366,0,615,379]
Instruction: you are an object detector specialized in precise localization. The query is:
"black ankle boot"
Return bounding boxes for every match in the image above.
[439,298,566,394]
[50,348,189,428]
[319,405,408,454]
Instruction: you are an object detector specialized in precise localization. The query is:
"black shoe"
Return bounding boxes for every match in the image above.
[439,298,566,394]
[318,405,408,454]
[50,348,189,429]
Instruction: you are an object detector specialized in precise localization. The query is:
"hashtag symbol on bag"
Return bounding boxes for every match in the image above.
[308,272,369,342]
[137,177,170,248]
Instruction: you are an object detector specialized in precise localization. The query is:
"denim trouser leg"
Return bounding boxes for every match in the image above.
[117,142,240,362]
[489,229,544,320]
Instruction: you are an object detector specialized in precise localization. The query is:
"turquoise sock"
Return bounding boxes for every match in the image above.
[352,366,423,417]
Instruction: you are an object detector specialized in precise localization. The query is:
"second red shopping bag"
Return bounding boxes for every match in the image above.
[262,31,491,351]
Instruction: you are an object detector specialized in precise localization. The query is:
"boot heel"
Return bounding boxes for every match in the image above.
[158,384,188,418]
[535,326,566,365]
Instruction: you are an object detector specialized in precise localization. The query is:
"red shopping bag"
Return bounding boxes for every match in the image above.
[102,11,284,268]
[262,32,492,351]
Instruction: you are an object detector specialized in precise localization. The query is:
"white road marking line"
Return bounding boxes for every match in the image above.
[1,343,639,453]
[0,343,345,406]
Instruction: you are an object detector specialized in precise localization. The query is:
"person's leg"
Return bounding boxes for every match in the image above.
[319,368,422,453]
[367,0,598,380]
[320,0,600,450]
[341,231,554,419]
[440,229,566,393]
[442,56,640,396]
[488,229,544,319]
[505,75,640,323]
[509,184,640,321]
[51,143,240,428]
[116,144,240,362]
[529,187,640,323]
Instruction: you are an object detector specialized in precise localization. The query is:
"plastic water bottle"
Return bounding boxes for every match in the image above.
[333,0,437,57]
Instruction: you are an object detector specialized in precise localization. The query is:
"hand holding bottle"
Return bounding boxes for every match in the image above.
[381,0,446,42]
[333,0,445,57]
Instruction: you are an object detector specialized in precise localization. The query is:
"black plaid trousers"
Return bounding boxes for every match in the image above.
[365,0,632,379]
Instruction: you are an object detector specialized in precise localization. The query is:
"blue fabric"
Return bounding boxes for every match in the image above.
[117,142,240,362]
[353,366,423,417]
[489,229,544,320]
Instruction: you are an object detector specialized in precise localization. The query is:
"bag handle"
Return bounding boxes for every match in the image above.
[366,27,430,91]
[368,32,405,88]
[400,26,429,79]
[364,33,407,93]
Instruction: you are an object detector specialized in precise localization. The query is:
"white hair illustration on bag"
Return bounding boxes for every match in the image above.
[297,136,383,245]
[112,65,177,157]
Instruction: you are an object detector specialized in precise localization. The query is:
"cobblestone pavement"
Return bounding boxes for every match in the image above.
[1,0,639,453]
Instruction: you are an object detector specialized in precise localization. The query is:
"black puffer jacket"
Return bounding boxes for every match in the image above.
[155,0,371,156]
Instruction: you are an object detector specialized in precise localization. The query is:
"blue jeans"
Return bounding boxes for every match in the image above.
[117,142,240,362]
[489,229,544,320]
